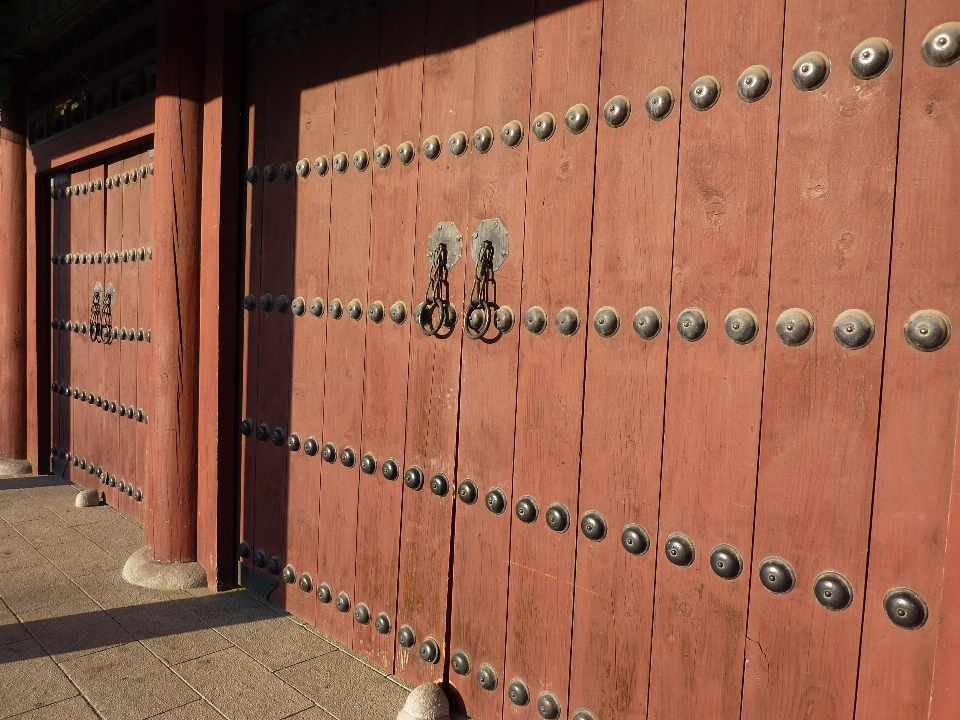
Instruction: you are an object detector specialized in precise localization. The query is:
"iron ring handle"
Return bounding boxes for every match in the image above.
[464,299,491,340]
[417,299,445,337]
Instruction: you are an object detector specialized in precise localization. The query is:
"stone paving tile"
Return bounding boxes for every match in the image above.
[19,598,134,662]
[175,647,313,720]
[147,699,226,719]
[0,564,87,615]
[8,513,85,548]
[0,639,79,719]
[37,535,124,579]
[277,652,409,720]
[112,601,233,666]
[214,613,337,672]
[0,599,30,647]
[60,642,199,720]
[0,535,48,575]
[73,568,190,611]
[7,695,99,719]
[0,494,48,524]
[284,708,337,720]
[0,518,18,538]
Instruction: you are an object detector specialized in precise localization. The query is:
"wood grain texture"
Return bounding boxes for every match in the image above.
[103,159,124,511]
[742,2,906,718]
[73,168,93,492]
[354,0,426,671]
[136,152,153,523]
[446,1,534,715]
[502,1,603,716]
[87,165,106,510]
[120,156,141,519]
[854,2,960,716]
[395,0,476,687]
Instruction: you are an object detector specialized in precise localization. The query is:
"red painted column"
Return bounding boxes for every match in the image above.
[0,65,28,466]
[145,0,204,562]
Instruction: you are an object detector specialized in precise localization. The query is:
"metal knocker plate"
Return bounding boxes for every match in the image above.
[465,219,509,341]
[427,222,462,272]
[472,218,509,271]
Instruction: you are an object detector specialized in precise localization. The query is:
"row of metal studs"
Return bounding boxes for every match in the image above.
[52,247,152,264]
[50,163,154,200]
[51,382,148,424]
[50,446,144,502]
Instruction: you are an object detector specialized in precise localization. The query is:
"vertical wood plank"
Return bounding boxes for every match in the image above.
[120,158,141,518]
[87,168,106,502]
[104,161,124,511]
[136,152,153,522]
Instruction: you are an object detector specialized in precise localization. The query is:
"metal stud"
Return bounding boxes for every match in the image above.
[451,650,471,676]
[375,613,391,635]
[333,152,349,174]
[725,308,759,344]
[271,427,285,446]
[737,65,771,103]
[501,120,524,148]
[580,511,607,542]
[508,679,530,706]
[759,557,796,594]
[304,437,319,457]
[485,488,507,515]
[676,307,708,342]
[329,299,343,320]
[776,308,814,346]
[539,504,568,534]
[593,306,620,338]
[532,112,556,141]
[538,693,561,720]
[353,149,370,172]
[792,51,831,91]
[621,524,650,556]
[834,309,875,349]
[346,299,363,321]
[263,164,277,182]
[254,549,267,568]
[321,443,337,463]
[603,95,631,128]
[368,145,391,170]
[398,625,416,648]
[287,434,301,452]
[524,306,547,335]
[256,424,270,442]
[448,131,468,157]
[404,466,424,490]
[922,22,960,67]
[904,310,951,351]
[360,453,377,475]
[477,664,498,691]
[340,447,356,467]
[279,162,293,181]
[565,104,591,135]
[317,583,332,603]
[515,496,538,524]
[310,298,325,318]
[296,159,311,179]
[429,473,449,497]
[488,306,512,334]
[291,297,306,316]
[355,603,371,624]
[134,488,143,502]
[884,588,927,629]
[633,307,662,339]
[419,637,440,664]
[275,295,289,314]
[299,573,313,593]
[335,592,351,613]
[814,571,853,611]
[382,459,399,481]
[389,301,407,325]
[458,480,478,505]
[315,156,330,177]
[556,307,580,336]
[422,135,442,161]
[367,301,384,324]
[282,565,296,584]
[267,556,281,575]
[689,76,720,111]
[572,711,597,720]
[665,533,695,567]
[259,294,273,313]
[397,141,416,165]
[238,541,251,558]
[472,126,494,154]
[850,37,893,80]
[710,544,743,580]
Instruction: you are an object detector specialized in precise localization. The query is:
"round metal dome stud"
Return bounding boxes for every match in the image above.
[472,126,494,154]
[689,76,720,111]
[603,94,631,129]
[328,299,343,320]
[134,488,143,502]
[404,466,424,491]
[256,423,270,442]
[834,309,875,350]
[524,306,547,335]
[776,308,815,346]
[259,294,273,313]
[299,573,313,593]
[572,711,597,720]
[382,459,399,481]
[353,149,370,172]
[922,22,960,67]
[127,406,135,419]
[374,145,392,168]
[565,103,591,135]
[340,447,356,468]
[375,613,391,635]
[458,480,479,505]
[633,306,662,340]
[347,299,363,321]
[814,571,853,611]
[355,603,371,625]
[333,152,349,174]
[532,112,556,142]
[310,297,325,318]
[304,437,319,457]
[593,306,620,338]
[477,664,498,691]
[538,692,561,720]
[317,583,332,603]
[621,524,650,556]
[884,588,928,629]
[397,141,416,166]
[368,301,385,324]
[485,487,507,515]
[335,592,351,613]
[448,131,468,157]
[792,51,831,91]
[451,650,471,676]
[263,164,277,183]
[494,306,515,334]
[282,565,296,584]
[296,158,310,179]
[315,156,330,177]
[419,638,440,664]
[360,453,377,475]
[677,307,708,342]
[287,433,301,452]
[238,541,251,559]
[665,533,695,567]
[271,427,285,447]
[267,556,281,575]
[430,473,449,497]
[389,301,407,325]
[850,37,893,80]
[398,625,416,648]
[508,679,530,707]
[274,295,289,314]
[737,65,772,103]
[759,557,796,594]
[515,496,539,524]
[544,503,569,533]
[556,307,580,336]
[710,544,743,580]
[501,120,524,148]
[580,511,607,542]
[904,310,951,352]
[291,296,306,316]
[321,443,337,463]
[279,162,294,181]
[116,479,124,492]
[725,308,759,345]
[422,135,442,161]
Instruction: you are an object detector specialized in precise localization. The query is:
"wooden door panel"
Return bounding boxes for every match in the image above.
[134,152,153,522]
[854,5,960,718]
[103,160,124,511]
[52,175,69,476]
[743,2,906,717]
[87,168,106,506]
[119,157,141,519]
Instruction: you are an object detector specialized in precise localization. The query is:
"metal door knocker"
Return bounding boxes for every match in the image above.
[89,282,114,344]
[416,222,461,337]
[465,239,495,340]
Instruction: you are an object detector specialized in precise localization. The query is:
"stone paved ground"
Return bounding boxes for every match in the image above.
[0,474,411,720]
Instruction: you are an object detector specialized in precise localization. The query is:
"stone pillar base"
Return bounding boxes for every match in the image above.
[397,683,451,720]
[0,459,32,476]
[123,547,207,590]
[75,489,101,507]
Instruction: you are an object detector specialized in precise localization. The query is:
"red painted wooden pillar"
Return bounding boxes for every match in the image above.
[0,65,28,467]
[145,0,205,562]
